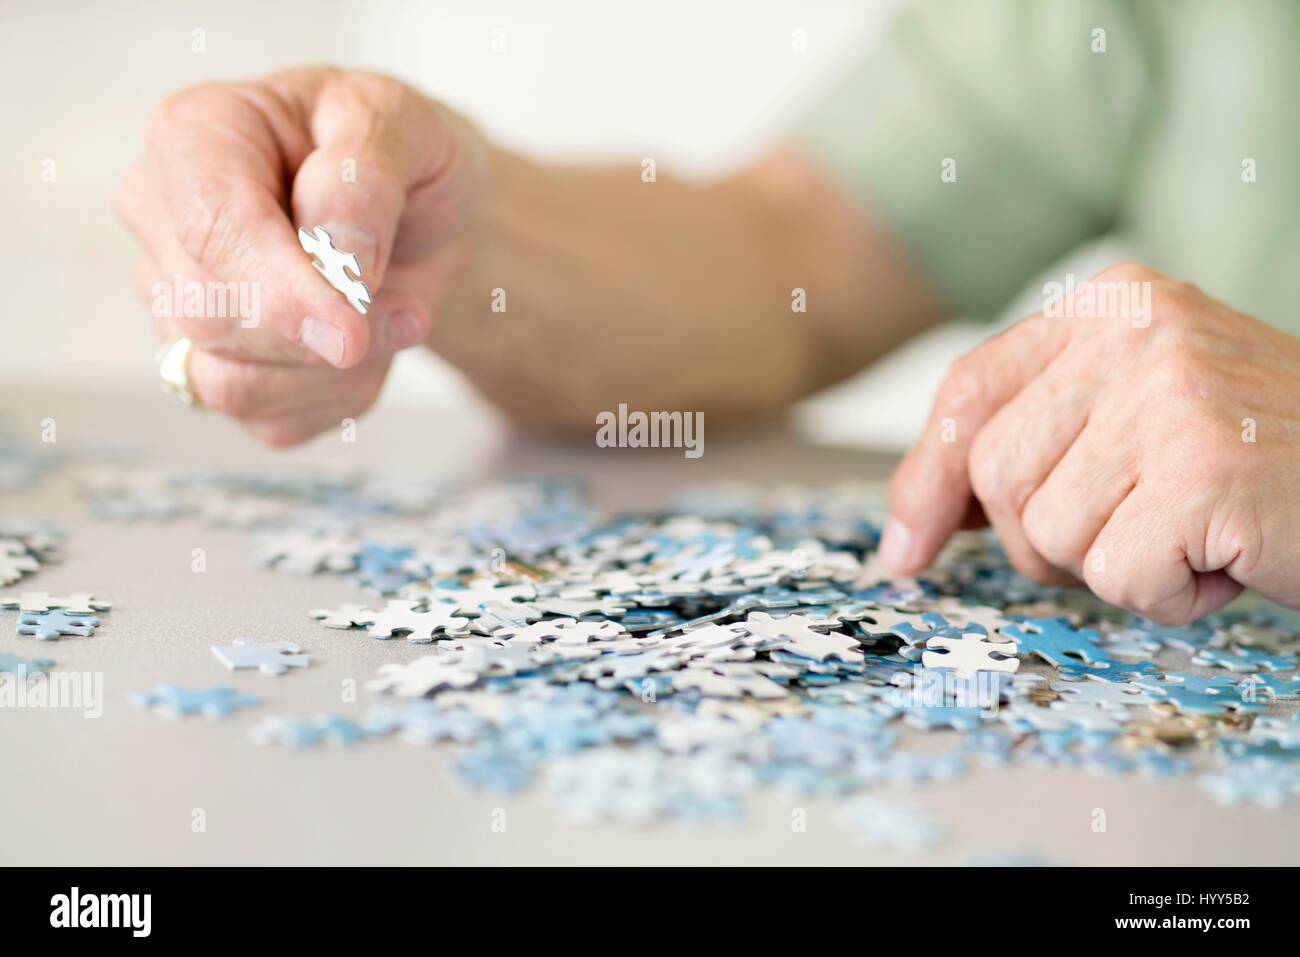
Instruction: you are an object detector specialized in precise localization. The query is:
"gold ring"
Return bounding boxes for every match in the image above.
[155,337,202,408]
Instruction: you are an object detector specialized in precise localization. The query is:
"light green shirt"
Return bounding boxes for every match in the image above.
[797,0,1300,330]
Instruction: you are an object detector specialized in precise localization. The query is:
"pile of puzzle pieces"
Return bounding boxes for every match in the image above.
[11,466,1300,846]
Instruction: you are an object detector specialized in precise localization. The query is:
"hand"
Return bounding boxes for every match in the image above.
[116,67,484,445]
[880,263,1300,624]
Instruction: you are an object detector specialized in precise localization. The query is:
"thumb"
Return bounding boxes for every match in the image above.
[290,75,457,355]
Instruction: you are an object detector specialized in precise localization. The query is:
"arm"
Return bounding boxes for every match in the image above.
[116,67,940,446]
[430,147,942,430]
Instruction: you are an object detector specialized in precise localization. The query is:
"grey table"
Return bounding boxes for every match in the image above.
[2,391,1296,866]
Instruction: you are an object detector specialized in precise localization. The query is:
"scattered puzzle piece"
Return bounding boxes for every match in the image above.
[17,609,99,641]
[211,639,310,676]
[0,591,111,614]
[309,603,377,630]
[0,651,53,678]
[366,599,470,643]
[922,631,1020,679]
[130,684,260,719]
[0,541,40,585]
[252,713,369,747]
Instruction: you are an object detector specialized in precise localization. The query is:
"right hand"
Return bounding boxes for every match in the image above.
[116,67,485,446]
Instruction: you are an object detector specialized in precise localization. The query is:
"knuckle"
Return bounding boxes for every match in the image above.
[1143,351,1207,401]
[148,85,219,147]
[1021,504,1073,570]
[175,180,271,270]
[937,354,985,415]
[344,70,403,101]
[174,179,234,265]
[1092,261,1160,287]
[1083,566,1126,609]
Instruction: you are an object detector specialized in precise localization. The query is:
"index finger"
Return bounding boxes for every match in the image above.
[881,314,1069,574]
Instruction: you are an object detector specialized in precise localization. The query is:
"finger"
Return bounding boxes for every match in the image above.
[967,360,1096,584]
[140,241,331,363]
[1020,416,1138,578]
[1084,485,1243,625]
[882,314,1070,574]
[149,81,372,366]
[289,74,467,346]
[186,347,343,420]
[186,346,391,434]
[241,362,390,448]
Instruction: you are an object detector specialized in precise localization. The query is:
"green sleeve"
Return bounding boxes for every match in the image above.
[793,0,1162,318]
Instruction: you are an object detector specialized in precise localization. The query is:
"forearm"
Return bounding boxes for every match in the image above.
[429,145,943,432]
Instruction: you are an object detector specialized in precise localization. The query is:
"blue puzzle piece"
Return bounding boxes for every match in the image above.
[1239,673,1300,703]
[17,609,99,641]
[455,747,538,793]
[0,650,53,677]
[253,713,369,747]
[1057,657,1159,682]
[1218,738,1300,763]
[210,639,310,676]
[1199,759,1300,807]
[130,684,259,719]
[352,542,418,595]
[1192,646,1297,673]
[1123,618,1218,652]
[1134,672,1264,715]
[1002,617,1112,669]
[900,706,987,732]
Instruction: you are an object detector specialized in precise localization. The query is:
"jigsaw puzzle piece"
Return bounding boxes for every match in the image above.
[0,591,112,614]
[922,631,1020,679]
[0,651,54,678]
[309,603,378,630]
[297,225,372,314]
[130,684,260,719]
[252,713,369,747]
[17,610,99,641]
[210,639,310,676]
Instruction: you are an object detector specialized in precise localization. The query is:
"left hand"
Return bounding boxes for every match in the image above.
[879,262,1300,625]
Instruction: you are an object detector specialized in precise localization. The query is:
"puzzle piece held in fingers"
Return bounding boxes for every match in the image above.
[297,225,372,315]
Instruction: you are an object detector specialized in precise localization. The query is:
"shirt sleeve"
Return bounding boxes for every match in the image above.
[792,0,1162,319]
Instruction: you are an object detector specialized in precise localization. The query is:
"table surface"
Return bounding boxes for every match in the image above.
[2,391,1296,867]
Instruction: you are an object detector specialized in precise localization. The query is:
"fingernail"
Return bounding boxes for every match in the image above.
[879,517,917,572]
[299,317,345,366]
[381,311,424,352]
